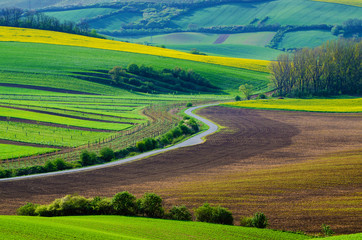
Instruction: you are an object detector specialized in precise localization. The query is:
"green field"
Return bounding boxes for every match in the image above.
[0,144,58,160]
[172,0,362,28]
[223,98,362,113]
[0,215,310,240]
[0,215,359,240]
[44,8,117,23]
[89,12,143,32]
[278,30,338,50]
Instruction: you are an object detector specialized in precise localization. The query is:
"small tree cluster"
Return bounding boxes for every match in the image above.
[194,203,234,225]
[240,212,268,228]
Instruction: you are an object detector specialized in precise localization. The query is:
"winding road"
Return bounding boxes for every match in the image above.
[0,104,219,182]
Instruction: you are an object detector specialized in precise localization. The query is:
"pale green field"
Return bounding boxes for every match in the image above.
[223,98,362,112]
[0,144,58,160]
[278,30,338,50]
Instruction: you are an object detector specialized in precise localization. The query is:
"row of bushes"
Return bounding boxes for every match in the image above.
[17,191,268,228]
[0,117,201,179]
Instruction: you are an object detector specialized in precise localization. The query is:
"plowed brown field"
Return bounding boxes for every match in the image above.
[0,106,361,234]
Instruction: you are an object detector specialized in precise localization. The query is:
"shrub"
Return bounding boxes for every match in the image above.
[80,150,98,166]
[136,140,146,152]
[212,206,233,225]
[322,224,334,236]
[100,147,115,162]
[240,216,253,227]
[17,202,39,216]
[235,95,242,101]
[58,195,92,216]
[168,205,192,221]
[44,160,57,172]
[258,93,266,99]
[171,127,182,138]
[195,203,234,225]
[35,205,53,217]
[186,102,193,107]
[195,203,214,223]
[91,197,114,215]
[251,212,268,228]
[179,124,191,134]
[53,158,71,170]
[111,191,137,216]
[0,167,12,178]
[139,193,164,218]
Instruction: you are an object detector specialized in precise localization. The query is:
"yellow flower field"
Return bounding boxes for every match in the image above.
[0,27,269,73]
[313,0,362,7]
[224,98,362,112]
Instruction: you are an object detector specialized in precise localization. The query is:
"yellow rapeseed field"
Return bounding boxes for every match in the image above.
[313,0,362,7]
[0,27,269,73]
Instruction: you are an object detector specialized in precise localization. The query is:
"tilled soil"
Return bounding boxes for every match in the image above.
[0,106,361,234]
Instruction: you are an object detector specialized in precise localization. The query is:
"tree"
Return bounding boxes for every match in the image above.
[100,147,115,162]
[251,212,268,228]
[168,205,192,221]
[239,84,254,100]
[111,191,137,216]
[139,193,164,218]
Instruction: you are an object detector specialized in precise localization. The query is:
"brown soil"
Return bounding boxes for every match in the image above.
[0,106,361,234]
[213,34,230,44]
[0,83,98,95]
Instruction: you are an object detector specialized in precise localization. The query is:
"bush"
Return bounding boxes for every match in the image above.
[0,167,12,178]
[35,205,53,217]
[251,212,268,228]
[80,150,98,166]
[321,224,334,236]
[258,93,266,99]
[240,216,253,227]
[186,102,193,107]
[100,147,115,162]
[171,127,182,138]
[195,203,214,223]
[53,158,71,170]
[195,203,234,225]
[111,191,137,216]
[17,202,39,216]
[212,206,233,225]
[235,95,241,101]
[139,193,164,218]
[91,196,114,215]
[168,205,192,221]
[44,160,57,172]
[58,195,92,216]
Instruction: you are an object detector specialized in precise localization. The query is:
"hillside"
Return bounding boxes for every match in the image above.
[2,215,360,240]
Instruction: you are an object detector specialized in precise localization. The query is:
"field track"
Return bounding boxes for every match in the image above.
[0,106,361,234]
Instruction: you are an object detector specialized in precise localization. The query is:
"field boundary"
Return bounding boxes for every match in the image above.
[0,103,219,182]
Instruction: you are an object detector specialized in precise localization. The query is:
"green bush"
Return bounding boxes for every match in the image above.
[53,158,72,170]
[80,150,98,166]
[212,206,233,225]
[168,205,192,221]
[35,205,53,217]
[91,196,114,215]
[58,195,92,216]
[240,216,253,227]
[100,147,115,162]
[17,202,39,216]
[111,191,137,216]
[321,224,334,236]
[0,167,12,178]
[195,203,214,223]
[44,160,57,172]
[235,95,242,101]
[186,102,193,107]
[258,93,266,99]
[171,127,183,138]
[251,212,268,228]
[195,203,233,225]
[139,193,164,218]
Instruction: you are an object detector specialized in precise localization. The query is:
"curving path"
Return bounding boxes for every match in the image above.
[0,104,219,182]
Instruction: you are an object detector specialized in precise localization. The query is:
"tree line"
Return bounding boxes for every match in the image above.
[0,8,103,38]
[269,39,361,97]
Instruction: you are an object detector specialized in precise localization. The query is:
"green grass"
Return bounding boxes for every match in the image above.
[0,215,312,240]
[44,8,117,23]
[172,0,362,28]
[168,44,282,60]
[278,30,338,50]
[90,12,143,32]
[0,144,58,160]
[223,98,362,113]
[0,42,269,93]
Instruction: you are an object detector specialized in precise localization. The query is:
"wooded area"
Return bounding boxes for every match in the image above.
[269,39,361,96]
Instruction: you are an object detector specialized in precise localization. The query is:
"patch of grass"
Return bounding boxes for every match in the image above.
[277,30,338,50]
[44,8,117,23]
[0,215,311,240]
[313,0,362,7]
[172,0,361,27]
[0,27,270,73]
[223,98,362,113]
[0,144,58,160]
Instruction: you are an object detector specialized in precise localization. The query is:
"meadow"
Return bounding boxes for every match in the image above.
[172,0,361,28]
[0,27,270,73]
[223,98,362,113]
[313,0,362,7]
